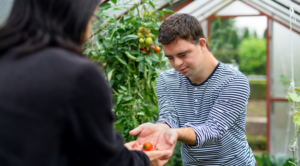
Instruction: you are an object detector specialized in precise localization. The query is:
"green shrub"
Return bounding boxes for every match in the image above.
[249,80,266,100]
[247,135,267,151]
[238,38,266,75]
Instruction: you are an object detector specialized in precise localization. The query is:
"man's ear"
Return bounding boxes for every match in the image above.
[199,38,207,50]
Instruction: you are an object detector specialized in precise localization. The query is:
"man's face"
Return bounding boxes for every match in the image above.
[162,38,205,78]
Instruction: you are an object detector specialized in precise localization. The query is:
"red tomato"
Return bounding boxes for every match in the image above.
[154,46,160,53]
[143,142,153,151]
[151,45,156,49]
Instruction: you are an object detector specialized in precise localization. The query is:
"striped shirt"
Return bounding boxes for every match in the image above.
[156,62,256,166]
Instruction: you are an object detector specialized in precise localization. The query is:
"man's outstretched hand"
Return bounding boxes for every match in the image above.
[129,123,178,165]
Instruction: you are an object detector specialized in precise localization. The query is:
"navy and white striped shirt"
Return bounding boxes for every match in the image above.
[156,62,255,166]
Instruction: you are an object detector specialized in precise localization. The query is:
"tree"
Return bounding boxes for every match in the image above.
[238,38,266,75]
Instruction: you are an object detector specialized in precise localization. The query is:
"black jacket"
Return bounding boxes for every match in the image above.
[0,48,150,166]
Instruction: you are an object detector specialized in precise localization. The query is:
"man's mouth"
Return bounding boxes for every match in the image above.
[179,67,188,72]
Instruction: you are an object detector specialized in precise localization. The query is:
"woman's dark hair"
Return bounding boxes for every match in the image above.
[0,0,101,57]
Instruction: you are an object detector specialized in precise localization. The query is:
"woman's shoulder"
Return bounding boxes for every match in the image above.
[36,47,92,66]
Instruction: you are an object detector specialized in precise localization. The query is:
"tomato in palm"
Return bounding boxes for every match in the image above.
[143,142,153,151]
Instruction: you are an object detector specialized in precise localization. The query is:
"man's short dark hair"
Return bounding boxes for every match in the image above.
[158,13,211,51]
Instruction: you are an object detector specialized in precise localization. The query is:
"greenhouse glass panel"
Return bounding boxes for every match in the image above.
[271,21,300,98]
[0,0,14,27]
[270,102,300,156]
[201,20,208,39]
[216,1,260,16]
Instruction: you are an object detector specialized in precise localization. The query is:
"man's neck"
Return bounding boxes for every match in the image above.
[188,53,219,84]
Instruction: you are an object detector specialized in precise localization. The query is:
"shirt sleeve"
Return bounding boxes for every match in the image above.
[183,74,250,148]
[155,74,179,129]
[67,62,150,166]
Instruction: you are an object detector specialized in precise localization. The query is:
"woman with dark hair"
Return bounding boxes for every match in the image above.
[0,0,170,166]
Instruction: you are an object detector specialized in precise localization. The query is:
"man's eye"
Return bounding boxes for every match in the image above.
[181,54,186,57]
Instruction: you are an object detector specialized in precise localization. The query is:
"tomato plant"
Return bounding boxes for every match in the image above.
[286,86,300,164]
[83,0,174,142]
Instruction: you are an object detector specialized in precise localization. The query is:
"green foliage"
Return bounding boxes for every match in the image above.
[210,18,240,63]
[285,87,300,164]
[247,135,266,151]
[249,80,266,100]
[83,0,174,142]
[254,152,294,166]
[238,38,266,75]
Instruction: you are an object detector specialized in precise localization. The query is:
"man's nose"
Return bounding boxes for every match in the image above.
[174,58,183,67]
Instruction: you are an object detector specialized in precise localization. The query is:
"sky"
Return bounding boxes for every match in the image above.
[234,16,268,39]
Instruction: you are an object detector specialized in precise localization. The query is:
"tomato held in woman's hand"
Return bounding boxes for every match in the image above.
[143,142,153,151]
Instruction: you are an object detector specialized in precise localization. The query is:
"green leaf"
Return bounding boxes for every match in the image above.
[114,118,123,124]
[149,55,160,62]
[158,11,165,20]
[123,35,139,42]
[100,3,111,10]
[116,74,122,80]
[128,51,140,55]
[96,41,104,50]
[295,87,300,92]
[137,112,145,116]
[145,56,152,65]
[120,15,124,24]
[123,96,133,101]
[161,8,175,14]
[82,48,91,55]
[293,112,300,126]
[117,94,123,104]
[108,18,116,23]
[111,0,117,5]
[121,100,135,106]
[289,93,300,102]
[286,96,293,103]
[120,86,127,91]
[107,69,114,81]
[149,1,155,9]
[136,55,144,62]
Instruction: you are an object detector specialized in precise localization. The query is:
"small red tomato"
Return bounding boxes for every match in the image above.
[140,46,144,51]
[154,46,160,53]
[143,142,153,151]
[145,46,150,52]
[151,45,156,49]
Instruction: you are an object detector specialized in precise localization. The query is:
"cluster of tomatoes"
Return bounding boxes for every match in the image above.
[142,142,159,152]
[137,27,160,55]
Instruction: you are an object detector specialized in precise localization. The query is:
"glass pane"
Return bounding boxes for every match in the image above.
[270,101,300,157]
[201,20,208,39]
[217,1,260,16]
[271,21,300,98]
[0,0,14,26]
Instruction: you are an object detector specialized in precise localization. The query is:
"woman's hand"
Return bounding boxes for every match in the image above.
[124,141,141,150]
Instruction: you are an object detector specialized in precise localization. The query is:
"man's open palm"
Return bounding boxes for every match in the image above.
[129,123,178,165]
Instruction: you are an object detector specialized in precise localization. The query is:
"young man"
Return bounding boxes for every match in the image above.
[130,13,256,166]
